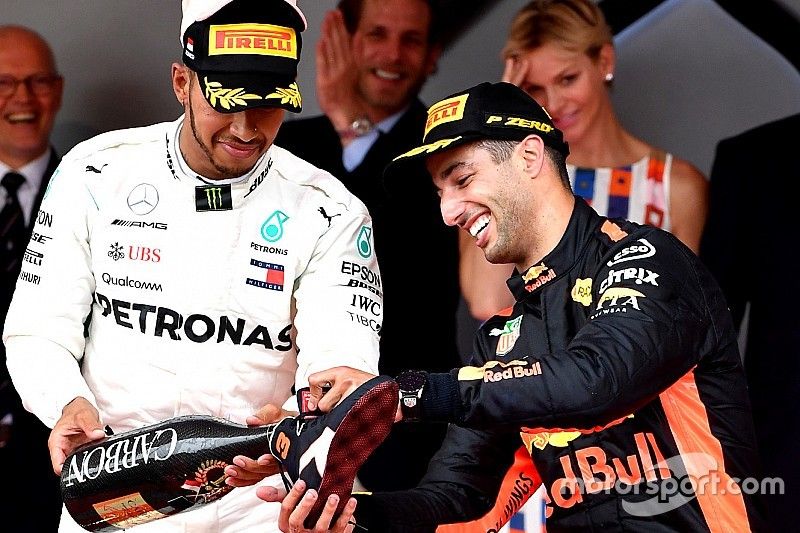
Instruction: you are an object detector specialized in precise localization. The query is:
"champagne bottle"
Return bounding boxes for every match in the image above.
[60,415,276,531]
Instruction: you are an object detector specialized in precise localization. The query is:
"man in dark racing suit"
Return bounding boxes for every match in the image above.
[258,82,769,532]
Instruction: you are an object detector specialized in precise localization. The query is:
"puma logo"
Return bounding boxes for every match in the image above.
[318,207,341,227]
[85,164,108,174]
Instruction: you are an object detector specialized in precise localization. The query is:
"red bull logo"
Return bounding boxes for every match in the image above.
[540,431,671,516]
[457,359,541,382]
[524,270,556,293]
[522,263,548,282]
[209,24,297,59]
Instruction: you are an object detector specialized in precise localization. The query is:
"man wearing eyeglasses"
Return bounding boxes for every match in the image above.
[0,24,64,529]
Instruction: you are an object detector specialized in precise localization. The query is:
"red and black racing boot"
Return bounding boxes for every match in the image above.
[267,375,398,528]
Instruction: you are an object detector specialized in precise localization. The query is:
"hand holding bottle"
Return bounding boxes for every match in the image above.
[51,396,107,476]
[61,414,281,531]
[224,403,295,488]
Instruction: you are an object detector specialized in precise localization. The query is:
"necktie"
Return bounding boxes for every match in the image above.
[1,171,26,279]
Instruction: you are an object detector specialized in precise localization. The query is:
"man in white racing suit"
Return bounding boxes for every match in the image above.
[2,1,382,531]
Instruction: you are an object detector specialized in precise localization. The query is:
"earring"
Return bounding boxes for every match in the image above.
[605,72,614,82]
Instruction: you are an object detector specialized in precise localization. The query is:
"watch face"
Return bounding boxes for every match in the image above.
[398,370,426,392]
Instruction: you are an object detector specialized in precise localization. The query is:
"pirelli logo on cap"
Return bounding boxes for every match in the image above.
[209,24,298,59]
[424,94,469,139]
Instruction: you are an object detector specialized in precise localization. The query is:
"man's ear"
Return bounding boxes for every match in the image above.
[519,135,545,176]
[171,63,191,107]
[425,43,442,77]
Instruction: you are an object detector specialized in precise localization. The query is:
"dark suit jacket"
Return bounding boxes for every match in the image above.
[276,102,462,490]
[700,113,800,529]
[1,149,62,530]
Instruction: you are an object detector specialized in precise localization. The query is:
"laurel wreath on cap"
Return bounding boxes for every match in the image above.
[203,77,262,110]
[203,78,301,110]
[266,82,302,109]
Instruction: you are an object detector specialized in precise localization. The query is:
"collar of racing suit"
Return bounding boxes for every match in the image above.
[165,117,275,192]
[506,197,612,302]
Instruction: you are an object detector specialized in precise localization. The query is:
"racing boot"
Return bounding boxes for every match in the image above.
[267,375,399,527]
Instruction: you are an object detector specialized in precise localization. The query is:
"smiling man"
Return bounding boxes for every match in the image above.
[0,24,64,530]
[263,82,769,532]
[2,2,383,532]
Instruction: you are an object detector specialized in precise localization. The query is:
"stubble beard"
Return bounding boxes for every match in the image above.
[483,184,526,266]
[186,98,243,180]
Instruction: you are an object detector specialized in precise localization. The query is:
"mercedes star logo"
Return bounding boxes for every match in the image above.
[127,183,159,215]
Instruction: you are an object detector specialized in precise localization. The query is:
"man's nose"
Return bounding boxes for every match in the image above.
[229,111,259,141]
[439,191,463,227]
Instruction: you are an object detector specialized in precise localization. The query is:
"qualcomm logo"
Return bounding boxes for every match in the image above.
[127,183,159,215]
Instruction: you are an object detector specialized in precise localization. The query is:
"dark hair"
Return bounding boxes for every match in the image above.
[336,0,442,45]
[478,139,571,191]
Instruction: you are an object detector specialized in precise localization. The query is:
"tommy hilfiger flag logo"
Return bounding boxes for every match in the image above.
[246,259,285,291]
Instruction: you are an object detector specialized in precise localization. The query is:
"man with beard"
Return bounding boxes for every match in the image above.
[264,82,767,533]
[2,1,382,531]
[275,0,462,493]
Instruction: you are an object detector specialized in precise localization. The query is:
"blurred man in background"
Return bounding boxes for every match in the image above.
[0,24,63,531]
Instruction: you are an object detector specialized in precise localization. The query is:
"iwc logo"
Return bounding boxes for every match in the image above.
[127,183,159,215]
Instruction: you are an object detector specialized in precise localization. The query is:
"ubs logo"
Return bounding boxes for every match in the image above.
[127,184,159,215]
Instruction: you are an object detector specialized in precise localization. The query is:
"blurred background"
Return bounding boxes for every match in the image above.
[4,0,799,176]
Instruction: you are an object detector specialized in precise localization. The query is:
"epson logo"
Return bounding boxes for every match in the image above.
[112,219,168,230]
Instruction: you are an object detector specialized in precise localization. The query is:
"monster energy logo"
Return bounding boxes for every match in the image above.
[195,184,233,212]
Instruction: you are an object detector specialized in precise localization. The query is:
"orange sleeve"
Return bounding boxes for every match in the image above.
[437,446,541,533]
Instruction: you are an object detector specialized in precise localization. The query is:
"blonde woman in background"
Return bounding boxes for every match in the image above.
[460,0,708,321]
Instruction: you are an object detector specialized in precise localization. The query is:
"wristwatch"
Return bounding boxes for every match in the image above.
[337,116,374,140]
[395,370,427,422]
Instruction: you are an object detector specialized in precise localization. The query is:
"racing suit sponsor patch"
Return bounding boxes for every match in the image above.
[457,359,542,382]
[195,184,233,212]
[127,183,159,215]
[246,259,285,291]
[571,278,593,306]
[598,267,659,294]
[23,249,44,267]
[261,210,289,242]
[606,238,657,267]
[93,291,293,350]
[539,431,671,518]
[489,316,523,356]
[590,287,646,319]
[356,226,373,258]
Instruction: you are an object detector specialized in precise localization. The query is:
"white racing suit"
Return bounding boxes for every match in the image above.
[3,117,382,532]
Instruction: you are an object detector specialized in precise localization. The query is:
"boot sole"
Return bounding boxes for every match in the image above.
[306,379,399,527]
